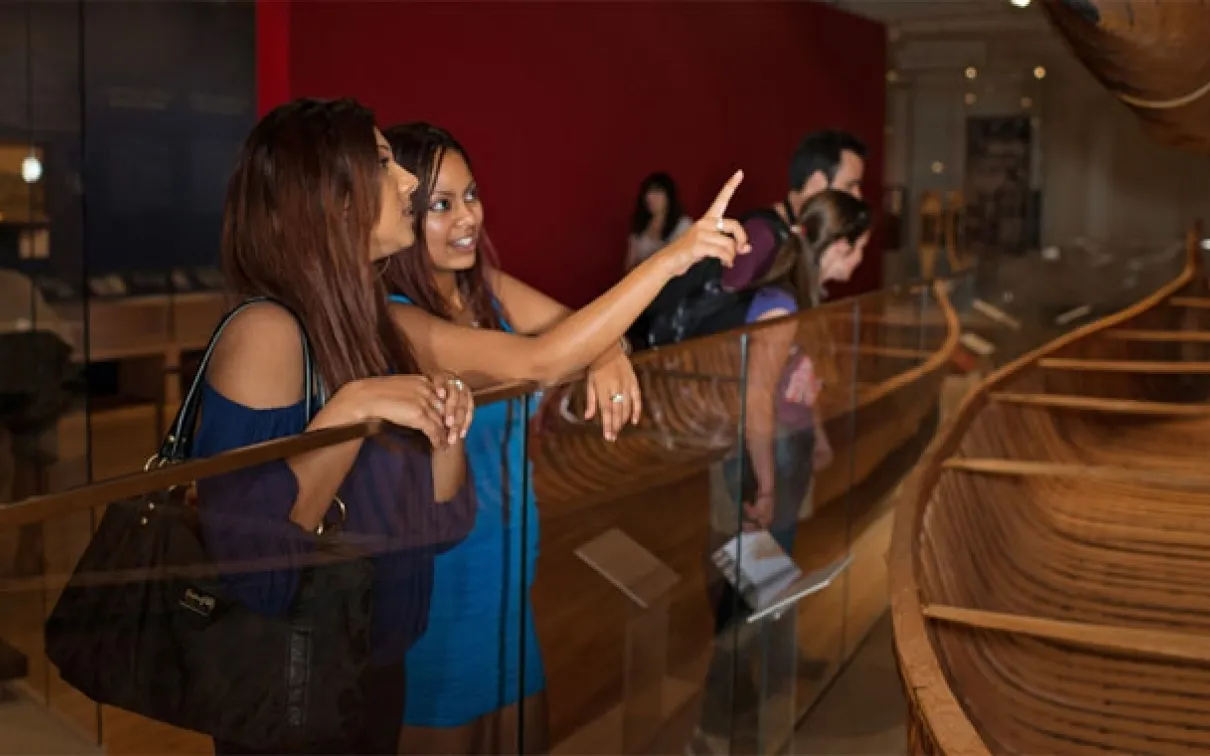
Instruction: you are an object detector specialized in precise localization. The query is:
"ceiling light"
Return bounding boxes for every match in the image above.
[931,161,945,174]
[1033,65,1047,80]
[964,66,978,80]
[1021,96,1033,109]
[886,70,899,83]
[21,155,42,184]
[964,93,977,105]
[1010,0,1031,7]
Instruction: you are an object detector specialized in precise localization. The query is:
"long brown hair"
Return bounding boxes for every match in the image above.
[380,122,505,331]
[750,189,871,309]
[221,98,417,389]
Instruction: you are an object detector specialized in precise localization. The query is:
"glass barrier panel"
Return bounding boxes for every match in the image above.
[0,0,98,743]
[782,298,861,729]
[525,332,748,755]
[719,298,853,754]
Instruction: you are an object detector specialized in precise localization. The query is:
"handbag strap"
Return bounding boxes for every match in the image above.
[155,296,327,464]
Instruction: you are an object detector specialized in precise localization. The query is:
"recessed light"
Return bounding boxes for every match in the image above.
[964,92,977,105]
[1010,0,1031,7]
[964,66,978,80]
[931,161,945,174]
[886,70,900,83]
[1033,65,1047,80]
[1021,96,1033,109]
[21,155,42,184]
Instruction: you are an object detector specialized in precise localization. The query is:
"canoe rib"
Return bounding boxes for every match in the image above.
[943,458,1210,492]
[990,391,1210,416]
[1102,329,1210,343]
[889,226,1205,756]
[923,605,1210,667]
[1037,357,1210,373]
[1169,296,1210,309]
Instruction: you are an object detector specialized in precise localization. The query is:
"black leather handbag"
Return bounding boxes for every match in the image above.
[44,297,374,751]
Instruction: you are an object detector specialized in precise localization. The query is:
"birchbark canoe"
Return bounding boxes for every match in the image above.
[890,227,1210,755]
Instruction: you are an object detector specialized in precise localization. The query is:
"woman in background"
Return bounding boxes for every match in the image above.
[382,122,750,754]
[626,172,693,272]
[194,98,477,755]
[735,188,870,543]
[690,188,871,756]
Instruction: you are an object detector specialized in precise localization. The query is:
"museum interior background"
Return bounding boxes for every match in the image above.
[1,0,1208,754]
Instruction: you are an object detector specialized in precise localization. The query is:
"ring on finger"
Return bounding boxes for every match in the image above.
[448,376,466,392]
[610,392,626,404]
[714,218,726,233]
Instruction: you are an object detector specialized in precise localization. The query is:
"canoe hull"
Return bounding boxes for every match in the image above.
[891,233,1210,754]
[1042,0,1210,152]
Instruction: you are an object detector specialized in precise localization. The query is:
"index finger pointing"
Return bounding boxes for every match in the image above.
[705,169,744,219]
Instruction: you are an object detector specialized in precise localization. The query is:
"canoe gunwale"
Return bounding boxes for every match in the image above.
[887,227,1204,755]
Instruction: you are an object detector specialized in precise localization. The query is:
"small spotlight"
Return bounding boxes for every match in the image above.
[964,92,977,105]
[930,161,945,175]
[886,70,900,83]
[21,155,42,184]
[1021,96,1033,109]
[964,66,978,80]
[1010,0,1031,7]
[1033,65,1047,79]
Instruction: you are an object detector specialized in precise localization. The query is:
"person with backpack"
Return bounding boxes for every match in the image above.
[641,129,866,349]
[688,188,872,756]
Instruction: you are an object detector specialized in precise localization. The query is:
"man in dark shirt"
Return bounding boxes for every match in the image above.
[722,129,867,292]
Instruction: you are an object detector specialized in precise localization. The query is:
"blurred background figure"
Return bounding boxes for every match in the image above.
[626,172,693,272]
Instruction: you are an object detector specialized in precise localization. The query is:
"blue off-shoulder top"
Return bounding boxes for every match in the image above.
[192,383,477,665]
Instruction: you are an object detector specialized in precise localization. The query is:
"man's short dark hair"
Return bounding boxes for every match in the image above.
[788,129,867,191]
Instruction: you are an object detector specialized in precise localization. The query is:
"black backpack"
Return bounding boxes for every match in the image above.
[640,207,793,349]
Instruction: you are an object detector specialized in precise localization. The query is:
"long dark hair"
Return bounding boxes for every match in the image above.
[629,172,685,241]
[751,190,871,309]
[221,97,417,389]
[380,122,504,331]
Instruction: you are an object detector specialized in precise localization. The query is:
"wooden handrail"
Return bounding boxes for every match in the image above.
[0,274,961,530]
[0,420,380,530]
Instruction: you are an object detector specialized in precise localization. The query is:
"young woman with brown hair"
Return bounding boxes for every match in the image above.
[191,98,478,755]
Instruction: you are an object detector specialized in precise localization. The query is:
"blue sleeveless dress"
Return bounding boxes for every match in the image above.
[391,294,546,726]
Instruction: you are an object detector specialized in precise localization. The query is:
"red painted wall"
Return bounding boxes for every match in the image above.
[258,1,886,307]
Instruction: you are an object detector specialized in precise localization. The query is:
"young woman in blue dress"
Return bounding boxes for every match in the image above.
[381,122,752,754]
[191,99,478,755]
